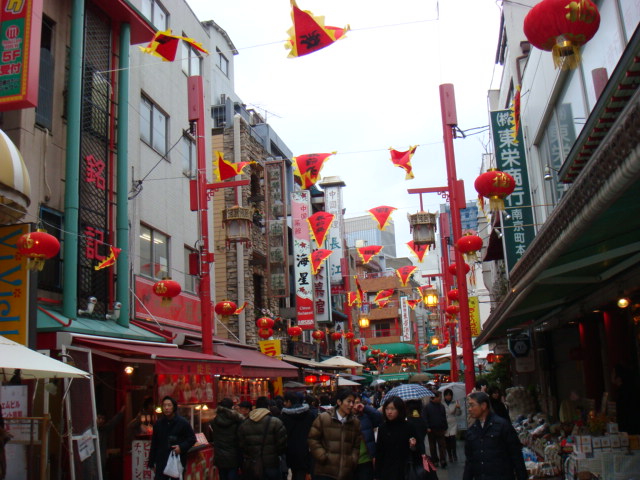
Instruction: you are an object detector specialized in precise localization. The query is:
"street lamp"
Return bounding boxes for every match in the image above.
[358,316,370,328]
[423,287,439,308]
[408,211,437,246]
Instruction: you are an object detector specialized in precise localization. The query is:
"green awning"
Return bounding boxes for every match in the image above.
[367,342,416,356]
[37,306,165,342]
[374,372,411,381]
[425,361,478,374]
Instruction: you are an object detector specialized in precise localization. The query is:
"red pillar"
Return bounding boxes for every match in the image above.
[439,84,476,393]
[439,212,458,382]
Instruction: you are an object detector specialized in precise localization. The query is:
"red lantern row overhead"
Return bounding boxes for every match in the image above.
[474,169,516,212]
[304,375,318,384]
[17,230,60,271]
[152,278,182,306]
[215,300,237,317]
[258,327,273,339]
[256,317,275,329]
[456,233,483,263]
[524,0,600,70]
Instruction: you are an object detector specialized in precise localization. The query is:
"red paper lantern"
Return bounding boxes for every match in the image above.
[360,345,369,352]
[456,234,483,262]
[474,169,516,211]
[448,262,470,276]
[304,375,318,384]
[256,317,275,329]
[319,374,331,383]
[368,357,377,363]
[17,230,60,271]
[312,330,325,342]
[352,338,361,346]
[287,326,303,339]
[258,327,273,339]
[447,289,459,302]
[445,305,459,315]
[486,353,496,364]
[344,332,355,342]
[152,278,182,306]
[524,0,600,70]
[330,331,343,341]
[215,300,237,316]
[371,349,380,355]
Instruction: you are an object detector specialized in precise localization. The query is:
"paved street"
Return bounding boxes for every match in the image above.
[436,439,465,480]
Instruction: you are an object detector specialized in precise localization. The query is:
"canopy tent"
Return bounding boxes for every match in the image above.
[426,345,490,359]
[337,377,360,386]
[319,356,363,368]
[0,335,89,379]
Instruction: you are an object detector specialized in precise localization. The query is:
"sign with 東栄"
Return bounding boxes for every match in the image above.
[0,0,42,110]
[291,191,315,329]
[490,110,535,272]
[322,184,345,284]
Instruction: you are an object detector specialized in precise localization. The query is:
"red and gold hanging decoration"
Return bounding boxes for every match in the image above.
[304,374,318,384]
[307,211,335,246]
[389,146,418,180]
[447,289,459,303]
[445,305,460,316]
[152,278,182,306]
[511,85,522,140]
[139,29,208,62]
[373,289,394,307]
[396,265,417,287]
[16,229,60,271]
[406,240,429,262]
[286,1,349,58]
[215,300,238,317]
[312,329,325,343]
[352,338,361,346]
[330,331,343,341]
[292,153,335,189]
[213,151,254,182]
[256,317,275,329]
[367,205,397,230]
[234,302,248,315]
[94,246,121,271]
[456,233,483,263]
[360,345,369,352]
[309,248,333,275]
[407,299,421,310]
[523,0,600,70]
[474,169,516,212]
[347,276,366,307]
[258,328,273,339]
[344,331,355,342]
[287,326,303,340]
[448,262,470,276]
[356,245,383,264]
[377,299,390,309]
[371,349,381,355]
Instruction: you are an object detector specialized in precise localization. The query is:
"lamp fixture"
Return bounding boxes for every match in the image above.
[78,296,97,316]
[124,365,134,375]
[543,164,560,181]
[358,316,370,328]
[423,287,438,308]
[617,297,630,308]
[106,301,122,321]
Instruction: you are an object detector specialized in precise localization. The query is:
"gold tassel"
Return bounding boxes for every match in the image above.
[489,196,505,211]
[552,41,581,70]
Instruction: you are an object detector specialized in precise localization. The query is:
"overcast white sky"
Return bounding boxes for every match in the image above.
[186,0,503,267]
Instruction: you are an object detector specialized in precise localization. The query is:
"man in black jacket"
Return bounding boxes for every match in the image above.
[463,392,527,480]
[207,398,245,480]
[148,396,196,480]
[281,391,316,480]
[422,390,448,468]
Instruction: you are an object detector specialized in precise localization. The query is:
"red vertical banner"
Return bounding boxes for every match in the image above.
[291,191,314,329]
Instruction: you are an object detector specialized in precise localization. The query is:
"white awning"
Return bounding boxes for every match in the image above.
[0,129,30,224]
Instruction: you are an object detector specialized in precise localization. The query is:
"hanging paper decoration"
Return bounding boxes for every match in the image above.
[234,301,248,315]
[523,0,600,70]
[447,289,459,302]
[344,331,355,342]
[356,245,383,264]
[377,299,390,309]
[139,30,208,62]
[286,0,350,58]
[445,305,460,316]
[258,328,273,339]
[256,317,275,329]
[474,169,516,212]
[312,329,325,343]
[511,85,521,140]
[309,248,333,275]
[17,229,60,271]
[293,153,335,189]
[347,291,359,307]
[448,262,470,276]
[215,300,237,316]
[94,246,121,271]
[352,338,361,346]
[152,278,182,306]
[287,326,303,340]
[307,211,335,246]
[407,299,421,310]
[406,240,429,262]
[368,206,397,230]
[373,289,394,307]
[330,331,342,341]
[389,146,418,180]
[360,345,369,352]
[213,151,254,182]
[456,234,483,263]
[396,265,417,287]
[355,276,365,303]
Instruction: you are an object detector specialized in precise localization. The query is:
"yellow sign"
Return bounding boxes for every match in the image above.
[258,339,282,357]
[0,224,30,345]
[468,296,481,337]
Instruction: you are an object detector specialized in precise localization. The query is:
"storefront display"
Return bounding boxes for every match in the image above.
[217,376,270,404]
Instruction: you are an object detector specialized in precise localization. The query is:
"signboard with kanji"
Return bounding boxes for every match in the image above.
[468,296,481,337]
[291,191,315,328]
[490,110,535,272]
[0,0,42,110]
[265,160,289,298]
[323,184,345,284]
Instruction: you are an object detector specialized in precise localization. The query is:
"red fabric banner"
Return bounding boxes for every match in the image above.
[356,245,383,264]
[367,206,397,230]
[396,265,417,287]
[389,146,418,180]
[307,211,335,246]
[286,1,349,58]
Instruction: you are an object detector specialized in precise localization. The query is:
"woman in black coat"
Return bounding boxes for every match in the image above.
[374,396,423,480]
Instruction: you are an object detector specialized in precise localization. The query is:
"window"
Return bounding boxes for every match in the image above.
[212,105,226,128]
[179,133,196,178]
[36,16,55,130]
[38,207,63,291]
[140,95,168,155]
[181,41,201,76]
[141,0,168,30]
[184,247,198,293]
[216,48,229,76]
[374,322,391,338]
[139,225,169,279]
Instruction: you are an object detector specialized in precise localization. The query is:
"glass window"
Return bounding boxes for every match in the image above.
[140,95,168,156]
[217,48,229,76]
[141,0,168,30]
[139,97,152,144]
[140,225,169,279]
[38,207,63,291]
[212,105,225,128]
[179,134,196,178]
[182,41,201,76]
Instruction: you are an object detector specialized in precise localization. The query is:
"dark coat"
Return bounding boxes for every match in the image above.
[207,406,244,469]
[357,404,383,458]
[375,419,423,480]
[422,401,448,431]
[308,407,362,480]
[148,414,196,472]
[463,412,527,480]
[490,398,510,421]
[281,404,316,471]
[237,408,287,469]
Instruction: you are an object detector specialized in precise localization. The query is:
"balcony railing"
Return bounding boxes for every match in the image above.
[360,326,403,339]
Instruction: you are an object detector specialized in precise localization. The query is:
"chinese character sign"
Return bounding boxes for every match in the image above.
[490,110,535,272]
[322,184,345,284]
[291,191,315,329]
[0,0,42,110]
[400,297,411,342]
[468,296,481,337]
[265,161,289,298]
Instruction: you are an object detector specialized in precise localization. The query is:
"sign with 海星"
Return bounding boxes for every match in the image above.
[291,191,315,328]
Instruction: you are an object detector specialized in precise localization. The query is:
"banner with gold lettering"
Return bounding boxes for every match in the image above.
[367,206,396,230]
[468,296,481,337]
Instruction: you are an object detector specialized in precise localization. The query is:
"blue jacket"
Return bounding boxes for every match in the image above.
[357,404,382,457]
[463,412,527,480]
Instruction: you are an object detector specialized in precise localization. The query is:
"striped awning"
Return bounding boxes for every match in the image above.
[0,129,30,225]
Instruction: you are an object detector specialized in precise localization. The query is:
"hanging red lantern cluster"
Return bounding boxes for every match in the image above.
[447,289,459,302]
[344,331,355,342]
[368,357,377,363]
[352,338,361,346]
[330,331,342,341]
[152,278,182,306]
[287,326,303,340]
[215,300,237,316]
[456,234,483,263]
[258,328,273,339]
[360,345,369,352]
[474,169,516,212]
[524,0,600,70]
[448,262,470,276]
[319,374,331,383]
[371,349,380,355]
[304,375,318,384]
[445,304,460,316]
[17,230,60,271]
[312,330,325,343]
[256,317,275,329]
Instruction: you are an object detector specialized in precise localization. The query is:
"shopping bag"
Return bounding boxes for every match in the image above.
[405,459,427,480]
[422,454,437,472]
[163,451,183,479]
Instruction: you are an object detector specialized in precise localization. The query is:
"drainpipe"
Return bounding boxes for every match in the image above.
[116,24,130,327]
[62,0,85,319]
[234,114,246,344]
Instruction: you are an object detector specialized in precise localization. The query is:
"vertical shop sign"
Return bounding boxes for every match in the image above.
[0,224,29,344]
[313,268,330,323]
[291,191,314,329]
[258,339,282,357]
[400,296,411,342]
[468,296,481,336]
[265,160,289,297]
[490,110,535,272]
[322,184,345,284]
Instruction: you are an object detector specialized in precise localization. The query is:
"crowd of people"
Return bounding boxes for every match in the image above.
[143,379,526,480]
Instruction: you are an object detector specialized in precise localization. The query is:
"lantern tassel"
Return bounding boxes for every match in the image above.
[552,41,581,70]
[489,196,505,211]
[26,257,46,271]
[161,297,172,306]
[463,252,479,263]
